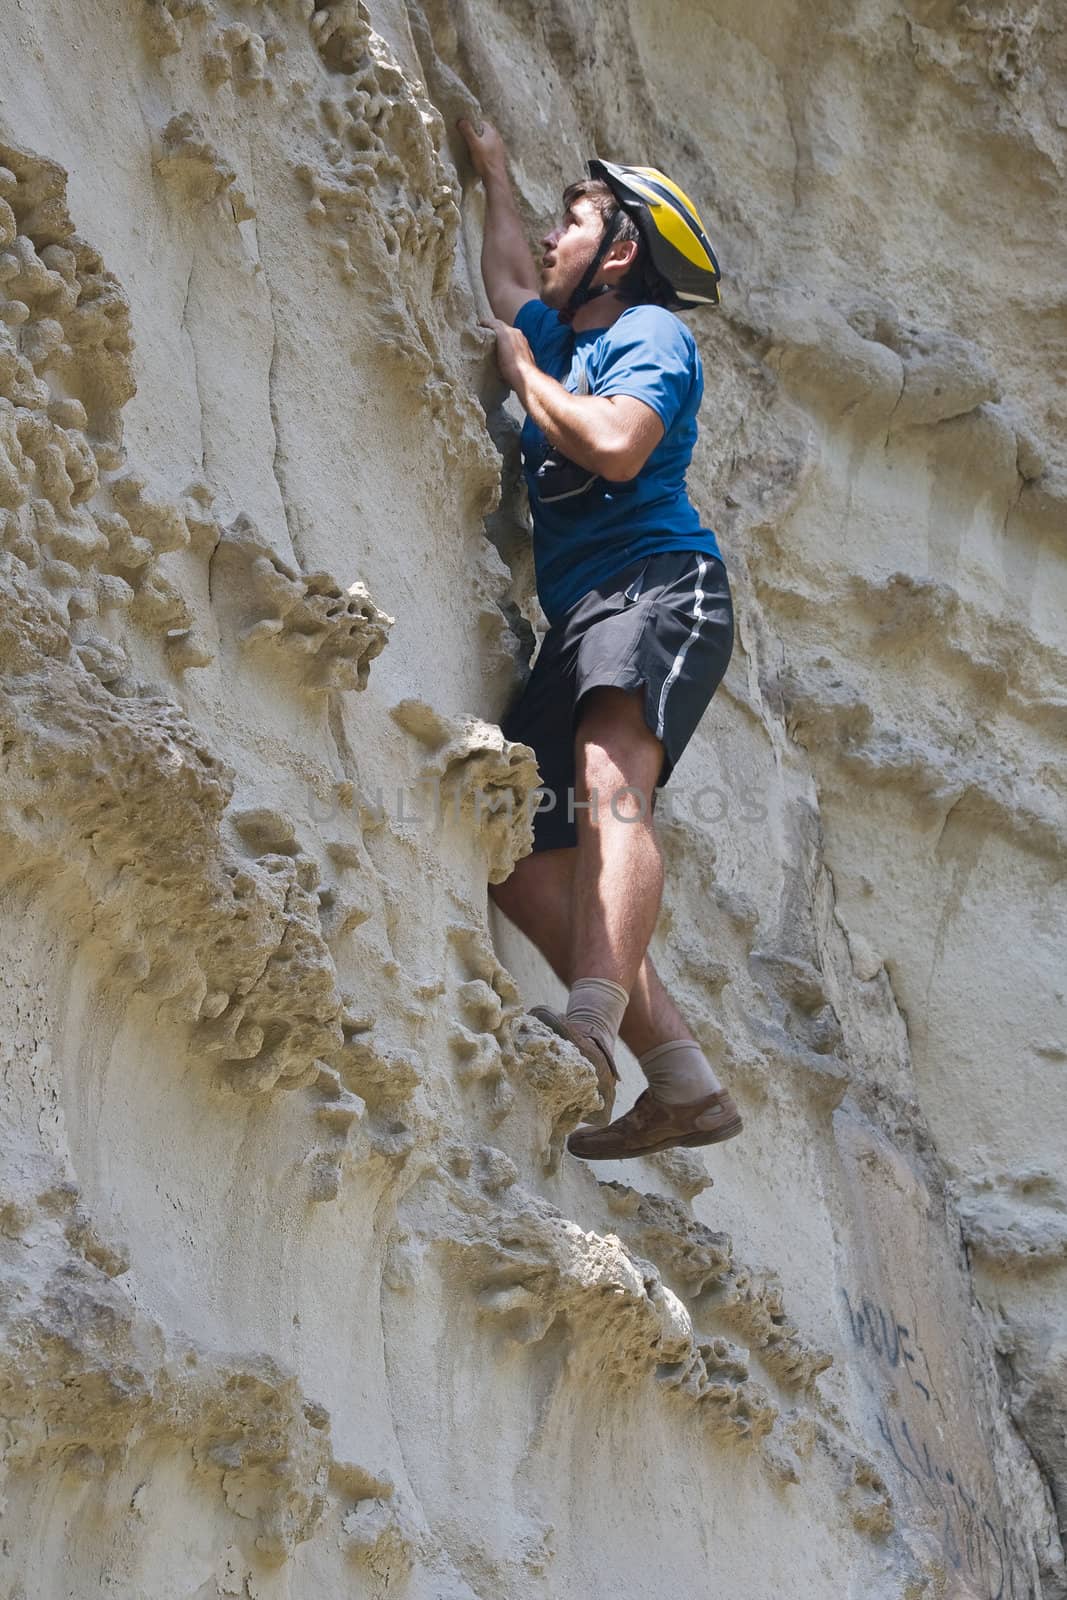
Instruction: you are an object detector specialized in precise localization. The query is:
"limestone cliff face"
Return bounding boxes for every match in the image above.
[0,1,1063,1596]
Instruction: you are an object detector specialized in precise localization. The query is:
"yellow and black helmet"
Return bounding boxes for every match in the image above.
[588,159,721,309]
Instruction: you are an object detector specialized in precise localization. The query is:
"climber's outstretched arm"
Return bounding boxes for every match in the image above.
[458,118,540,325]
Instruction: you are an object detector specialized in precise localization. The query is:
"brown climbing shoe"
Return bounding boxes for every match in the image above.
[528,1006,620,1126]
[566,1086,743,1162]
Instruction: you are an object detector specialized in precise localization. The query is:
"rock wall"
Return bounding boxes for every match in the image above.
[0,1,1064,1596]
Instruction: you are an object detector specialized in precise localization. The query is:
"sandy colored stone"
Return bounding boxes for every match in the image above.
[0,0,1062,1595]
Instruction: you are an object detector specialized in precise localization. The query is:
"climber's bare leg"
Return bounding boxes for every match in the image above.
[489,846,696,1057]
[623,959,698,1059]
[569,685,664,994]
[488,848,574,987]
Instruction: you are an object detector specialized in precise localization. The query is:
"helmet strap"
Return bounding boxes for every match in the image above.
[558,208,624,326]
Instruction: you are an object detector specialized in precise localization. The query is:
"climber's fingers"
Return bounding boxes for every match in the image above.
[478,316,534,388]
[457,117,506,181]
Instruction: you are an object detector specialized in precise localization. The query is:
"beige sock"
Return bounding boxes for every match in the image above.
[565,978,629,1056]
[639,1038,723,1103]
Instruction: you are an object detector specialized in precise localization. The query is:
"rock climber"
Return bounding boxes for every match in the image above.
[458,117,741,1163]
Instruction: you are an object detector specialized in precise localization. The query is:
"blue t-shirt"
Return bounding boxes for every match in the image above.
[515,298,722,625]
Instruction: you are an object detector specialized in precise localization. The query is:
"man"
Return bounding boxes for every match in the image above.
[458,117,741,1162]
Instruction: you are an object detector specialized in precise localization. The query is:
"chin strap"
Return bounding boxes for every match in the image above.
[558,209,624,326]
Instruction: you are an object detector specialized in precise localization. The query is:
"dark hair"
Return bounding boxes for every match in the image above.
[561,177,674,306]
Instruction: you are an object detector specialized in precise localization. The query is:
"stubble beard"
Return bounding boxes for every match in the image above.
[541,250,598,312]
[539,268,565,310]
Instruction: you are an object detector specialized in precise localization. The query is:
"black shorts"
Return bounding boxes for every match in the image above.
[501,549,734,852]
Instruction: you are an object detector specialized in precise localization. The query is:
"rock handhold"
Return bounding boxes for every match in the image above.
[392,698,540,881]
[954,1168,1067,1270]
[156,111,255,220]
[220,514,392,690]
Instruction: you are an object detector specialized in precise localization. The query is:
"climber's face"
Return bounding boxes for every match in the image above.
[539,197,608,310]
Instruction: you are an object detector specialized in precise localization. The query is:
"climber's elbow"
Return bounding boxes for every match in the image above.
[597,438,647,482]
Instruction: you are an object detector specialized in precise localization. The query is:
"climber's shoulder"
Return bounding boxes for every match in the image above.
[611,303,697,355]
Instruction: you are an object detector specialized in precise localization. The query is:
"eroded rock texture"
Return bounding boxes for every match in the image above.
[0,0,1063,1595]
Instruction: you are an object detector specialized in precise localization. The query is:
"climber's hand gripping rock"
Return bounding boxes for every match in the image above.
[456,116,507,182]
[479,315,534,390]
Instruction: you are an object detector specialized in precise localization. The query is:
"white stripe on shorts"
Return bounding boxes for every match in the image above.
[654,555,709,741]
